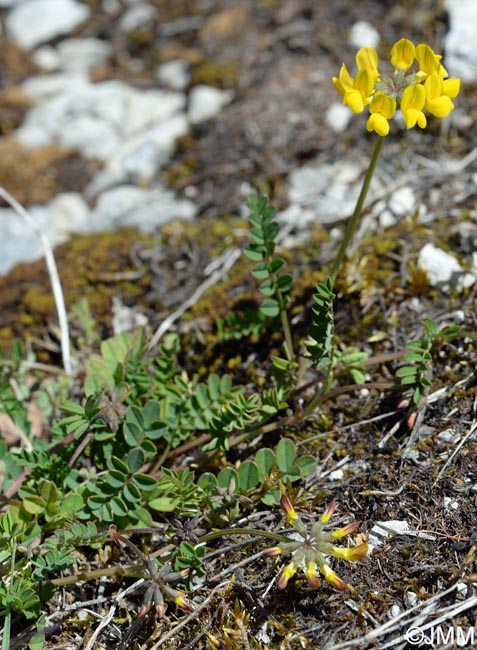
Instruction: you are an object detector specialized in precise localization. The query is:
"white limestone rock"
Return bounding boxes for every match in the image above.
[57,38,113,72]
[119,2,157,32]
[47,193,91,246]
[388,186,416,217]
[444,0,477,82]
[325,103,352,133]
[89,185,197,232]
[188,85,233,124]
[288,161,374,223]
[87,114,189,193]
[32,46,62,72]
[348,21,380,49]
[157,59,190,91]
[418,242,476,292]
[0,206,48,274]
[17,77,186,160]
[6,0,90,50]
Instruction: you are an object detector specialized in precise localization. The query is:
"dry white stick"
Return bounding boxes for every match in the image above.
[147,247,241,351]
[326,581,474,649]
[0,187,73,375]
[83,579,145,650]
[434,418,477,485]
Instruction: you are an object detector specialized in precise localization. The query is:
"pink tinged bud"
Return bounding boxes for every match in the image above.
[331,520,361,539]
[153,587,165,613]
[305,561,320,588]
[321,563,347,591]
[138,602,152,618]
[280,494,298,521]
[278,561,297,590]
[407,411,417,430]
[321,498,337,524]
[263,546,282,557]
[175,594,193,611]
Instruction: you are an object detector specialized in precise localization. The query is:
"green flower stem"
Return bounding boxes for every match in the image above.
[278,293,295,362]
[329,135,385,287]
[200,527,289,545]
[2,540,16,650]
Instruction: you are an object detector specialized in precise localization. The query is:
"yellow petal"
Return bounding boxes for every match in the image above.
[321,498,336,524]
[425,72,454,117]
[401,84,425,111]
[426,96,454,118]
[278,561,297,590]
[402,108,427,129]
[331,521,360,539]
[344,89,365,113]
[442,77,460,98]
[332,63,354,97]
[280,493,299,525]
[391,38,415,71]
[369,92,396,119]
[415,43,441,77]
[424,72,443,100]
[321,563,347,590]
[354,69,374,99]
[331,542,369,561]
[366,113,390,136]
[356,46,379,79]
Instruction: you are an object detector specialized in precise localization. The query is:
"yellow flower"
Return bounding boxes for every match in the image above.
[425,72,454,117]
[391,38,415,71]
[356,46,380,79]
[401,84,427,129]
[366,92,396,136]
[332,38,460,134]
[332,63,354,96]
[333,65,374,114]
[347,69,374,112]
[305,560,320,588]
[263,494,368,591]
[415,43,447,79]
[277,561,298,590]
[320,563,347,591]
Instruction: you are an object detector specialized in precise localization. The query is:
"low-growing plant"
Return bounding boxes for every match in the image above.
[0,35,465,646]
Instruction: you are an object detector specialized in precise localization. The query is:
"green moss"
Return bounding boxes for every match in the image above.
[192,60,239,89]
[0,228,157,355]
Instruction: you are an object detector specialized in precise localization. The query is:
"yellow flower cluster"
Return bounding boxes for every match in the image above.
[332,38,460,136]
[263,494,368,591]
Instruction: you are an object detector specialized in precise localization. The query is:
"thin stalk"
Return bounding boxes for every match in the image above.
[329,135,385,287]
[2,540,16,650]
[278,293,294,362]
[0,187,73,375]
[199,527,289,545]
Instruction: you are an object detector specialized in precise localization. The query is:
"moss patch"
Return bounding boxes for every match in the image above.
[0,138,100,207]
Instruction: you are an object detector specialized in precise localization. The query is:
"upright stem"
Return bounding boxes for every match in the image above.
[278,294,294,362]
[329,135,385,287]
